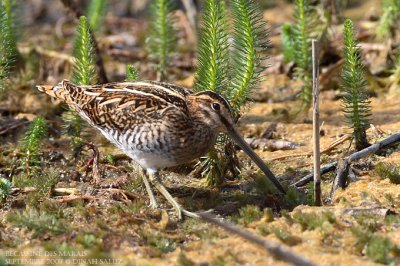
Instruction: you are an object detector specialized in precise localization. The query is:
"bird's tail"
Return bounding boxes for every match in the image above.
[36,80,75,104]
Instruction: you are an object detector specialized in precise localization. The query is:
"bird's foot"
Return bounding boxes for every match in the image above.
[148,197,158,209]
[140,170,158,209]
[147,171,203,220]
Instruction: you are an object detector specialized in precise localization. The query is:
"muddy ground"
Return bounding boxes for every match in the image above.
[0,0,400,265]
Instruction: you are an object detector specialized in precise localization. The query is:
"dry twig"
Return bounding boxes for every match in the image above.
[294,132,400,189]
[55,195,95,203]
[293,162,337,187]
[330,132,400,199]
[270,134,351,161]
[312,39,321,206]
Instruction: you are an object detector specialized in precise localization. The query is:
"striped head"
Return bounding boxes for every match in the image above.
[189,91,234,133]
[189,90,286,194]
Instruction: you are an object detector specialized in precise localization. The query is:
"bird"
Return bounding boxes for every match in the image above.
[37,80,285,219]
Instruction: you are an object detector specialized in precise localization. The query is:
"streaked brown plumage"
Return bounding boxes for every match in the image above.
[37,80,285,219]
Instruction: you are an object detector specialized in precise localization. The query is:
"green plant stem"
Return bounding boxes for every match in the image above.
[194,0,229,93]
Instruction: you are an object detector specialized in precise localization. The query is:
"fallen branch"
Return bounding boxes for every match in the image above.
[293,162,337,187]
[347,133,400,161]
[294,133,400,189]
[312,39,321,206]
[0,119,29,135]
[54,195,95,203]
[270,134,351,161]
[198,213,317,266]
[330,132,400,199]
[341,208,395,217]
[11,187,80,195]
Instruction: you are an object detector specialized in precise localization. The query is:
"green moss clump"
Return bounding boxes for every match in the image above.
[0,178,12,200]
[7,209,69,237]
[237,205,263,225]
[147,233,176,253]
[375,162,400,184]
[340,19,371,150]
[72,16,97,85]
[271,227,302,246]
[292,211,336,231]
[366,236,394,264]
[125,64,140,81]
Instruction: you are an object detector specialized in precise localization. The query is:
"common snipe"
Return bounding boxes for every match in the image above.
[37,80,285,219]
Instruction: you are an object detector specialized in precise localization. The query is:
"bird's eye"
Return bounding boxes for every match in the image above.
[212,102,221,111]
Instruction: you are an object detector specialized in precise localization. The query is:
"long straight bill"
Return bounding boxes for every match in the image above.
[227,125,286,194]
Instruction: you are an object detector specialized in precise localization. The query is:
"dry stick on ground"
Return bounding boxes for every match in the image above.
[330,132,400,200]
[294,133,400,188]
[293,161,337,187]
[11,187,80,194]
[55,195,95,203]
[60,0,108,83]
[198,213,317,266]
[312,39,321,206]
[270,134,352,161]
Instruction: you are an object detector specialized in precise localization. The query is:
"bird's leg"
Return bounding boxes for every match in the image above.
[147,170,199,220]
[140,169,158,208]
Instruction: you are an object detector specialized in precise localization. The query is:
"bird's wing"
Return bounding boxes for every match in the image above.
[61,80,192,130]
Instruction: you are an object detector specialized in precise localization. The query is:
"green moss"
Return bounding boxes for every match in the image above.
[385,214,400,226]
[211,252,240,266]
[125,64,140,81]
[0,256,6,266]
[281,23,295,62]
[350,225,397,264]
[353,213,382,232]
[0,0,19,93]
[271,227,302,246]
[284,186,308,210]
[147,233,176,253]
[366,236,394,264]
[13,169,60,207]
[181,218,218,239]
[0,177,11,200]
[76,233,100,249]
[236,205,263,226]
[292,211,336,231]
[280,209,294,225]
[177,252,195,266]
[229,0,269,110]
[7,209,69,237]
[72,16,97,85]
[107,201,145,216]
[375,162,400,184]
[18,116,48,170]
[254,174,276,196]
[194,0,229,93]
[43,242,78,258]
[341,19,371,150]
